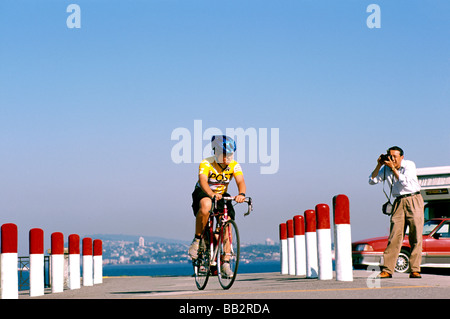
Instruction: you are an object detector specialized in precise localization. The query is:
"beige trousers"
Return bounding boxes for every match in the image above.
[381,193,424,274]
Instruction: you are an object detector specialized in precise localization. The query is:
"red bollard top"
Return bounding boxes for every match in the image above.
[304,210,316,233]
[51,232,64,255]
[333,194,350,225]
[286,220,294,238]
[69,234,80,254]
[94,239,102,256]
[279,223,287,240]
[316,204,330,229]
[293,215,305,236]
[1,223,18,254]
[29,228,44,254]
[83,237,93,255]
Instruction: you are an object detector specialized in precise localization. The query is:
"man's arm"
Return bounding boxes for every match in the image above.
[369,156,385,184]
[198,173,222,200]
[371,163,383,179]
[234,174,246,203]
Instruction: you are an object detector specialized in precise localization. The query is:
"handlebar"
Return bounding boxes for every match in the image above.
[211,196,253,217]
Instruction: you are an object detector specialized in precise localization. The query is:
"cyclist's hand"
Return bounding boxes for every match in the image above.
[235,194,245,203]
[212,193,222,201]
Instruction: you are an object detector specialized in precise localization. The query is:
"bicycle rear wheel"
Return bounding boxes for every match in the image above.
[193,234,210,290]
[217,219,240,290]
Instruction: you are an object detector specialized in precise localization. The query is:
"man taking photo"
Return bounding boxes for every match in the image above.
[369,146,424,278]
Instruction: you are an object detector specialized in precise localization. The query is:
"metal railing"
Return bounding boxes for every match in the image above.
[18,256,51,291]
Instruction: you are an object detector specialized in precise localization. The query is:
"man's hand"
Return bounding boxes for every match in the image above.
[212,193,223,201]
[384,157,395,170]
[235,194,245,203]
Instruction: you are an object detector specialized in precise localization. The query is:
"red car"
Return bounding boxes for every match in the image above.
[352,218,450,273]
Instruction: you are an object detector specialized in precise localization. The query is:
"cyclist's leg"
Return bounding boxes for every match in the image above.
[220,218,237,278]
[195,197,212,236]
[221,195,235,262]
[189,191,212,259]
[220,218,231,266]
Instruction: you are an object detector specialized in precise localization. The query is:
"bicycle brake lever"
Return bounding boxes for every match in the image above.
[244,197,253,216]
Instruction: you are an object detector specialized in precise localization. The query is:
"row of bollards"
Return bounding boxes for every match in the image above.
[1,223,103,299]
[279,194,353,281]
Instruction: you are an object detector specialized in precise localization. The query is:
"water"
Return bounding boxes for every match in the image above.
[103,260,281,277]
[17,260,280,291]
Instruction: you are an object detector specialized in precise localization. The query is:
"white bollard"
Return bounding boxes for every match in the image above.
[1,223,19,299]
[82,237,93,286]
[279,223,288,274]
[316,204,333,280]
[286,220,295,275]
[93,239,103,284]
[333,194,353,281]
[29,228,45,297]
[68,234,81,289]
[51,232,65,293]
[293,215,306,276]
[304,210,318,278]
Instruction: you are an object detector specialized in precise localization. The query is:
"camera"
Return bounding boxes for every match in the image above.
[380,154,392,162]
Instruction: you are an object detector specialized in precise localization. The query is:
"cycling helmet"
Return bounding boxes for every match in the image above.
[211,135,236,157]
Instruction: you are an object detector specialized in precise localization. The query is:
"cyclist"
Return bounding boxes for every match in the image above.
[189,135,247,277]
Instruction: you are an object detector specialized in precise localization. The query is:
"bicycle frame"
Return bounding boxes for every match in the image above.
[209,198,230,268]
[193,195,252,290]
[209,196,252,265]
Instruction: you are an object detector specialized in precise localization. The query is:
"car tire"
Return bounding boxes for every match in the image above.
[395,249,411,273]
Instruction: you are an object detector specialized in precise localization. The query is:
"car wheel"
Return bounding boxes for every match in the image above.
[395,249,411,273]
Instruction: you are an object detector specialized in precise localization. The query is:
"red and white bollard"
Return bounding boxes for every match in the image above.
[1,223,18,299]
[293,215,306,276]
[51,232,65,293]
[68,234,81,289]
[304,210,318,278]
[29,228,45,297]
[279,223,288,274]
[82,237,93,286]
[333,194,353,281]
[316,204,333,280]
[286,220,295,275]
[93,239,103,284]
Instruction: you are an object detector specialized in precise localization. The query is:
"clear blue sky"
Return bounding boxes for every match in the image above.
[1,1,449,254]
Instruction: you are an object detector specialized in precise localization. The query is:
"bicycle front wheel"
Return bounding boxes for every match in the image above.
[217,219,240,290]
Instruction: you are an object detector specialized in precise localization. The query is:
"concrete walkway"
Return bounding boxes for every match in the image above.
[19,269,450,299]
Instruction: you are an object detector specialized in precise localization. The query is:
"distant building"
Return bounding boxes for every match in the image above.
[265,238,274,246]
[139,236,145,247]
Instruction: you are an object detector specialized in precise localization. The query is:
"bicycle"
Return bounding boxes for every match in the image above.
[192,195,253,290]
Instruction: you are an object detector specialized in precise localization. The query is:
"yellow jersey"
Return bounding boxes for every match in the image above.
[196,156,243,194]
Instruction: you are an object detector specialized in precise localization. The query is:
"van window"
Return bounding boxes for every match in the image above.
[425,201,450,219]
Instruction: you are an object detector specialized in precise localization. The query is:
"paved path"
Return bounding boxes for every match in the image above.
[19,269,450,300]
[18,270,450,317]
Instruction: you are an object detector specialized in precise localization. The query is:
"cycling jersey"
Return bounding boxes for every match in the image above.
[195,156,243,194]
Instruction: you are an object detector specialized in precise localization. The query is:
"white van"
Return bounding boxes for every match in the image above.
[417,166,450,220]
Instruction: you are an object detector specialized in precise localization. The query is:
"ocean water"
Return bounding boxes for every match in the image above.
[103,260,281,277]
[18,260,281,290]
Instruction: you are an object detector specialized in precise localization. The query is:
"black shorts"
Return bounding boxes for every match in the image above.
[191,187,236,220]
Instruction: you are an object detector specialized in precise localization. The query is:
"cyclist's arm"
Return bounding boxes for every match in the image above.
[234,174,246,203]
[198,174,222,200]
